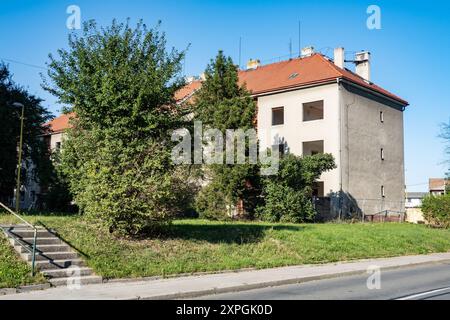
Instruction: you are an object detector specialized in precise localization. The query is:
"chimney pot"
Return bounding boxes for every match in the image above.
[334,47,345,69]
[301,46,315,57]
[354,51,371,82]
[246,59,261,70]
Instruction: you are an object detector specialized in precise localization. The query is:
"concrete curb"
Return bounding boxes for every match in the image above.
[0,283,51,296]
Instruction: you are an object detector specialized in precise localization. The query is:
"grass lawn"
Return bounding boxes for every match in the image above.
[2,213,450,286]
[0,230,46,288]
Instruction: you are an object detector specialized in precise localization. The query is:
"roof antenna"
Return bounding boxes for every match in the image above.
[298,20,301,57]
[238,37,242,69]
[289,38,292,59]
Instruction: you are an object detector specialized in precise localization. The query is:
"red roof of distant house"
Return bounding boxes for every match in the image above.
[175,80,203,103]
[44,53,408,133]
[429,178,446,191]
[44,112,75,134]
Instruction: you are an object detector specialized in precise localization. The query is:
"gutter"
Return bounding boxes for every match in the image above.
[339,78,408,109]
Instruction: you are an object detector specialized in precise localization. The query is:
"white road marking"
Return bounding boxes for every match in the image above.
[396,287,450,300]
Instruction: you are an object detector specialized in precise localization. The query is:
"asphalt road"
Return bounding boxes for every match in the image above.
[196,262,450,300]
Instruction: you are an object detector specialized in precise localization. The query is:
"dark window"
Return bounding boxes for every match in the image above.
[381,148,384,160]
[272,107,284,126]
[303,100,324,121]
[380,111,384,123]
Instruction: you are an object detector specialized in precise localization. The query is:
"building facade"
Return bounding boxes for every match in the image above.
[32,47,409,219]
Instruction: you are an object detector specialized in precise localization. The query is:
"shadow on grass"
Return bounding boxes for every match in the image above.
[167,223,304,244]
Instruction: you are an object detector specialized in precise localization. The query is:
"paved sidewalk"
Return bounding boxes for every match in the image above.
[2,252,450,300]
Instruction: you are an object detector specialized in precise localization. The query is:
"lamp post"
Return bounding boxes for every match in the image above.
[12,102,25,213]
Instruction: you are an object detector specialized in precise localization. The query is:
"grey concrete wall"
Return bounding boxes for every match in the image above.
[339,85,405,216]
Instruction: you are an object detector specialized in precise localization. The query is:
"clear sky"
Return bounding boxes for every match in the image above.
[1,0,449,191]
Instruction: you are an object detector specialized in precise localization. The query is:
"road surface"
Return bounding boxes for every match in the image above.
[197,262,450,300]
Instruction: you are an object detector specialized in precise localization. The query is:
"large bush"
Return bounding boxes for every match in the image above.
[422,194,450,228]
[257,153,336,223]
[43,20,189,235]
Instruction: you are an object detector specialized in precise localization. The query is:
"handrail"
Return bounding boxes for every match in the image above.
[0,201,38,276]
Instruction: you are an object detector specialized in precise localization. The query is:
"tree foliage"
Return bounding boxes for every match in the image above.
[43,19,188,235]
[440,121,450,191]
[193,51,260,219]
[257,153,336,223]
[0,63,52,204]
[422,194,450,228]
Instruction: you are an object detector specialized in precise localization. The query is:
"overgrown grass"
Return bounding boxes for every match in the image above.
[1,214,450,285]
[0,230,46,288]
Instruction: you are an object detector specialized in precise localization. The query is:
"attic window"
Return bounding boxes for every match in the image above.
[288,72,299,80]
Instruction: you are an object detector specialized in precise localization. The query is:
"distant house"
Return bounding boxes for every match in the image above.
[405,192,427,208]
[429,178,447,196]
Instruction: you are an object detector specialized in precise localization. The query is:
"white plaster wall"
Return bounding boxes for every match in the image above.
[257,83,341,195]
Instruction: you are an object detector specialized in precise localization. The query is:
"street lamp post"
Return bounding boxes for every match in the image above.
[13,102,25,213]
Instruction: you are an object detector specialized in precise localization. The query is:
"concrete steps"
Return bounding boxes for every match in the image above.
[1,225,102,287]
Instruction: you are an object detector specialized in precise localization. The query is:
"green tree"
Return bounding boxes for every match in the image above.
[0,63,52,205]
[194,51,260,219]
[440,121,450,193]
[43,19,188,235]
[257,153,336,223]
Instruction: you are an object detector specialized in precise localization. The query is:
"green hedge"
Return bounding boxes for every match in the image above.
[422,194,450,228]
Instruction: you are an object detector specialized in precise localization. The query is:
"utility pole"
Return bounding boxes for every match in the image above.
[13,102,25,213]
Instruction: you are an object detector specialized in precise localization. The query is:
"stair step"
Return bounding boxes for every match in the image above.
[14,237,62,245]
[23,251,79,261]
[49,275,103,287]
[42,267,94,279]
[35,259,86,270]
[8,229,55,238]
[16,244,72,253]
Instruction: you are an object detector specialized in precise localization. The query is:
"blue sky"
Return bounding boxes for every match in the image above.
[1,0,449,191]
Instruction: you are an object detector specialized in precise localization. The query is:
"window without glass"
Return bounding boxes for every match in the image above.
[380,111,384,123]
[303,140,324,156]
[381,185,386,198]
[272,107,284,125]
[303,100,324,121]
[312,181,325,197]
[381,148,384,160]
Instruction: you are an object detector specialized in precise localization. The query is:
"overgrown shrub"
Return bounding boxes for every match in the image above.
[257,153,336,223]
[194,182,229,220]
[422,194,450,228]
[43,20,188,236]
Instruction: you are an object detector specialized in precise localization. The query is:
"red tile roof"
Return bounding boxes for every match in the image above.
[238,53,408,105]
[44,112,75,134]
[45,53,408,133]
[429,178,446,191]
[175,80,202,103]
